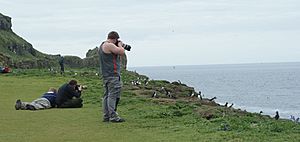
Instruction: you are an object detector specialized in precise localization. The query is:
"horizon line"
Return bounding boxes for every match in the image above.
[128,61,300,68]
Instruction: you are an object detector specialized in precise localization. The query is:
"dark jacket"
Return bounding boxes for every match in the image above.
[56,83,81,106]
[41,92,57,107]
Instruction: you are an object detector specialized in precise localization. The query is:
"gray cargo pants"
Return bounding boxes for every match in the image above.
[102,76,122,119]
[20,98,51,110]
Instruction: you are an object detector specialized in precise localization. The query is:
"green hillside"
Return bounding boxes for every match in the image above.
[1,69,300,141]
[0,29,43,59]
[0,12,60,68]
[0,12,127,69]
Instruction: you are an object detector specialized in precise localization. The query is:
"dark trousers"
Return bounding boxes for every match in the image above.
[58,98,83,108]
[115,98,120,111]
[60,64,64,74]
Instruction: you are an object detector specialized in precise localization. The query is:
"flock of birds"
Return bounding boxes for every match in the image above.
[153,89,237,108]
[271,111,300,122]
[151,87,176,99]
[290,115,300,123]
[129,77,299,123]
[130,77,148,86]
[128,78,235,108]
[257,110,300,122]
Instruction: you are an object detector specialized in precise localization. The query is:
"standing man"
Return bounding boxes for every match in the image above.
[98,31,127,123]
[59,55,64,75]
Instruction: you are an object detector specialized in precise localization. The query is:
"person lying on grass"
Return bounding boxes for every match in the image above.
[15,88,57,110]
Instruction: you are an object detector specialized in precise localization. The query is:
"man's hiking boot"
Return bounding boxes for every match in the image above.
[15,99,22,110]
[26,104,36,110]
[109,117,125,123]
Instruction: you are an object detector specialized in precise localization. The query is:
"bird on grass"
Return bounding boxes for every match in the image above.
[209,97,217,101]
[166,91,170,97]
[296,117,300,123]
[221,123,230,131]
[152,91,157,98]
[197,94,202,100]
[197,91,202,100]
[161,87,167,93]
[190,92,194,97]
[165,91,176,99]
[178,80,181,84]
[224,102,228,107]
[228,103,234,108]
[290,115,300,123]
[291,115,295,121]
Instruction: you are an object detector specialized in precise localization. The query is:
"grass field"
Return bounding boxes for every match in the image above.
[1,69,300,142]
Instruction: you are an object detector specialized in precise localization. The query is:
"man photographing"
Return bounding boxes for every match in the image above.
[56,80,83,108]
[98,31,130,123]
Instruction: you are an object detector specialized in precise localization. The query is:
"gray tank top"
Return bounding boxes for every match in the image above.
[98,42,121,77]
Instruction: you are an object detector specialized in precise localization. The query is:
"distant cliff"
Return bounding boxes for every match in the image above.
[0,13,12,31]
[0,12,127,69]
[0,12,56,68]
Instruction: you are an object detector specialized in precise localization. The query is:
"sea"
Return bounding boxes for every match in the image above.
[129,62,300,119]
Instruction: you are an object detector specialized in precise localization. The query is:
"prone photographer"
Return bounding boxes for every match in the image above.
[55,80,85,108]
[98,31,130,122]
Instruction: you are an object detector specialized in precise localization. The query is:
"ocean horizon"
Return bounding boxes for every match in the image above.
[129,62,300,119]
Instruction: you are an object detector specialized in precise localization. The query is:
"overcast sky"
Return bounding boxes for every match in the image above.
[0,0,299,67]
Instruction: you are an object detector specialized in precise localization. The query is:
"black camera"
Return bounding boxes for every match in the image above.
[116,40,131,51]
[122,44,131,51]
[75,85,87,91]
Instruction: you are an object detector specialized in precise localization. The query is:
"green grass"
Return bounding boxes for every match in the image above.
[1,69,300,142]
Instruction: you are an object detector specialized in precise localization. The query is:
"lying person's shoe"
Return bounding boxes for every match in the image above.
[26,104,36,110]
[109,117,125,123]
[103,118,109,122]
[15,99,22,110]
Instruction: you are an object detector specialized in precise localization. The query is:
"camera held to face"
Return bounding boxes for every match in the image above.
[116,40,131,51]
[75,85,87,91]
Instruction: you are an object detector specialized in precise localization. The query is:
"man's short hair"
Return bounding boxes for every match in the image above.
[48,87,57,94]
[69,80,77,86]
[107,31,120,39]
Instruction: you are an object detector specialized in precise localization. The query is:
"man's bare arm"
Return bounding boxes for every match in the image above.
[103,42,125,55]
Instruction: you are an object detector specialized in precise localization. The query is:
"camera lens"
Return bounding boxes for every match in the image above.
[123,44,131,51]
